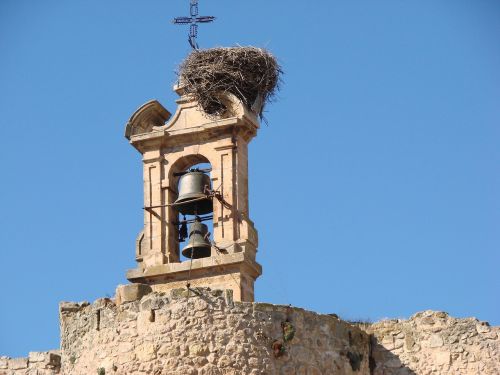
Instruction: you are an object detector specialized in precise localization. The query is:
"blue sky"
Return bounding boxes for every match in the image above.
[0,0,499,357]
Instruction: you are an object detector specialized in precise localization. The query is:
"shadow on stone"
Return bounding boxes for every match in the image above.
[370,336,417,375]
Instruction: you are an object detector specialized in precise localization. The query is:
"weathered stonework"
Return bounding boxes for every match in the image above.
[3,59,499,375]
[362,310,500,375]
[2,290,499,375]
[60,289,371,375]
[125,88,263,302]
[0,351,61,375]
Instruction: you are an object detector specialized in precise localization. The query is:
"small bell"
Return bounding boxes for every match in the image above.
[181,219,212,259]
[174,170,213,215]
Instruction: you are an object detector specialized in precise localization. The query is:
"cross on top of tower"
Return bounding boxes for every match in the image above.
[172,0,216,49]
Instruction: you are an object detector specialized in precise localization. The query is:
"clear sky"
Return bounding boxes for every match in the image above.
[0,0,499,357]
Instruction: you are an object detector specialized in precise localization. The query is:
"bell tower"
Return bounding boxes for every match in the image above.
[124,85,262,302]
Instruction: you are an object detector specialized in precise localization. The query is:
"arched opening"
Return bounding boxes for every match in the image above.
[168,155,214,262]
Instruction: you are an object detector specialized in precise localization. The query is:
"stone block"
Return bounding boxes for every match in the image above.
[434,351,451,365]
[429,334,444,348]
[28,351,47,362]
[140,293,167,311]
[27,351,60,368]
[189,342,209,357]
[170,288,190,299]
[9,357,28,369]
[135,342,157,362]
[476,322,491,333]
[115,283,152,305]
[59,302,83,313]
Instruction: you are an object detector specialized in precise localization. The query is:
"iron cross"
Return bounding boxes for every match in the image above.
[172,0,215,49]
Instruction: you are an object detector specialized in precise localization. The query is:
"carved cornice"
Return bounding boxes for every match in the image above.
[126,251,262,283]
[126,91,260,154]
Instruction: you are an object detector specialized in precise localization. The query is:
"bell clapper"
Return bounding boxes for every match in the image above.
[179,216,188,242]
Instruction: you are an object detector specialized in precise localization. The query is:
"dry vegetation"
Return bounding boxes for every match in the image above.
[178,47,282,119]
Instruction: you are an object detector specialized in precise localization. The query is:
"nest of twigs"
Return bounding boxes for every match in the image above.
[177,47,282,119]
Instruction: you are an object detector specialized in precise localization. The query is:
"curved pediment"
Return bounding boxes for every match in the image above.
[163,86,260,134]
[125,100,171,140]
[125,89,260,150]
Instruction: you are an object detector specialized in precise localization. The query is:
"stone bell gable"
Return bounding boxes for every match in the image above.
[125,85,262,302]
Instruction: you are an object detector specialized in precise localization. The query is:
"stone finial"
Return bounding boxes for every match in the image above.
[124,100,171,140]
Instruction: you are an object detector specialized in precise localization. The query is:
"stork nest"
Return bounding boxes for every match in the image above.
[177,47,282,119]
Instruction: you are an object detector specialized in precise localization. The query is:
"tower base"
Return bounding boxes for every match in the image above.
[126,252,261,302]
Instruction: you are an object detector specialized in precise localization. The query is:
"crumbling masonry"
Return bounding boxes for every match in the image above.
[1,64,498,375]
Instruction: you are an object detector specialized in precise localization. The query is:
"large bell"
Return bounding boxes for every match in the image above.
[181,220,212,259]
[174,170,213,215]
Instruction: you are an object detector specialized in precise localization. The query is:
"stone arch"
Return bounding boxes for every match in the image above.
[168,154,212,196]
[165,154,213,262]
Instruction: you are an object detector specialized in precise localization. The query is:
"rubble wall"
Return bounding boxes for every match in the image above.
[0,351,61,375]
[3,291,499,375]
[59,289,370,375]
[363,310,500,375]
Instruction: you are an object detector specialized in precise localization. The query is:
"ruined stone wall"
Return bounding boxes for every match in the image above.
[363,310,500,375]
[60,289,370,375]
[0,351,61,375]
[3,291,499,375]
